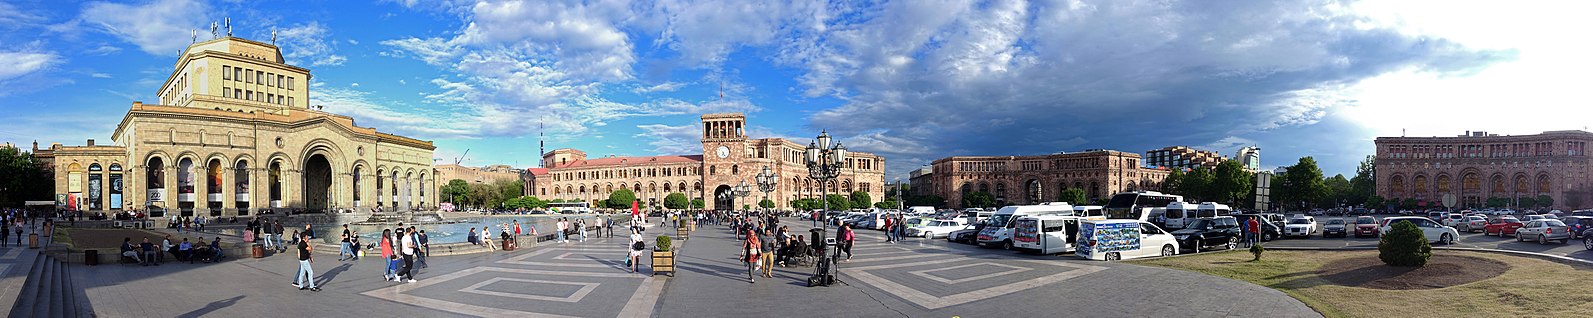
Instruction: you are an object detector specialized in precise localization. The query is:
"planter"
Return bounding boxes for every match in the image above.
[676,227,690,240]
[650,250,675,277]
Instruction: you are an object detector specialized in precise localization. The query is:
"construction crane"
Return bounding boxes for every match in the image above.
[455,149,470,165]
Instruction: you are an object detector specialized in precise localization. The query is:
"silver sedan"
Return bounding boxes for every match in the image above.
[1516,219,1572,245]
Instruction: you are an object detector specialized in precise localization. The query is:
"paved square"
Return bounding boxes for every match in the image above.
[460,277,600,302]
[909,262,1030,285]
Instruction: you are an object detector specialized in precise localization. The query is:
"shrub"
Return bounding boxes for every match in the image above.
[654,235,672,251]
[1378,220,1432,267]
[1249,243,1265,261]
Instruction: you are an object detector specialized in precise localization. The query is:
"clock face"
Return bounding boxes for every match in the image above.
[716,146,730,158]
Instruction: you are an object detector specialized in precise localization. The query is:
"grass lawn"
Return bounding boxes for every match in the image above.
[1133,250,1593,318]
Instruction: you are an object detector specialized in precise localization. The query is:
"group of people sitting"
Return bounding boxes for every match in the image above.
[120,235,225,265]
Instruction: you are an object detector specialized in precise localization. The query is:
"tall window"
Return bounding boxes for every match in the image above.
[223,66,231,80]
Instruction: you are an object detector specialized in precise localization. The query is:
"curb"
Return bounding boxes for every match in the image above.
[1265,246,1593,267]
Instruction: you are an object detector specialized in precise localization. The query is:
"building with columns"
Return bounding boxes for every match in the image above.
[1374,130,1593,210]
[929,150,1171,209]
[531,113,886,211]
[39,35,437,217]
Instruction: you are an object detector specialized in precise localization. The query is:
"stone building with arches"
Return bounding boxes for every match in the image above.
[1375,130,1593,210]
[39,36,437,217]
[928,150,1171,209]
[532,113,886,211]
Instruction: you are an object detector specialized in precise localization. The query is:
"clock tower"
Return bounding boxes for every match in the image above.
[702,113,747,210]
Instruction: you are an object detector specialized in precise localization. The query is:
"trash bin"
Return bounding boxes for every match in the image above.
[85,250,99,266]
[252,244,264,258]
[28,233,38,249]
[502,239,516,251]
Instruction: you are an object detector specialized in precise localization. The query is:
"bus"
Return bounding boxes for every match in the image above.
[548,202,592,214]
[1104,191,1184,223]
[1163,202,1231,230]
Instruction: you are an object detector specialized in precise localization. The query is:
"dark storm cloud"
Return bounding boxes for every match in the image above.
[795,0,1515,178]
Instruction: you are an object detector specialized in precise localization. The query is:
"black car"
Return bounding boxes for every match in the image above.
[1232,214,1283,241]
[1172,217,1243,253]
[947,224,985,244]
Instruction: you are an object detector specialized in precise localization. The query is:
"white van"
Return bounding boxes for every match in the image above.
[1073,205,1105,220]
[909,206,936,215]
[1012,215,1086,254]
[977,202,1074,249]
[1163,202,1231,230]
[1075,219,1179,261]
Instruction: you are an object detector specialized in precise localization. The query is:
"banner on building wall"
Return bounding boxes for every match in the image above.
[110,174,123,209]
[88,174,103,210]
[67,193,79,211]
[149,189,165,202]
[56,194,66,209]
[69,172,82,193]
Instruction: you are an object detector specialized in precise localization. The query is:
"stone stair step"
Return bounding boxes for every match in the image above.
[59,259,76,318]
[7,253,46,318]
[33,254,53,318]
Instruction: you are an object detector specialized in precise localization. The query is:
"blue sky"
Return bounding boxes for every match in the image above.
[2,0,1590,180]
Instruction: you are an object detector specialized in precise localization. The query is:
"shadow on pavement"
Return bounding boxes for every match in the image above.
[175,295,244,318]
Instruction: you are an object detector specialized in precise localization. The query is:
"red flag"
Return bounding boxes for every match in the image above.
[631,200,640,216]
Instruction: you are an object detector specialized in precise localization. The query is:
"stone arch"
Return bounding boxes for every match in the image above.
[1435,174,1452,195]
[1025,179,1043,204]
[1388,174,1406,197]
[1489,173,1506,197]
[978,182,990,194]
[1537,173,1552,195]
[1514,173,1531,196]
[1412,174,1429,198]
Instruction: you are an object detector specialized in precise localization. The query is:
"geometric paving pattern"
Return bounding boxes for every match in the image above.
[360,240,668,318]
[839,240,1108,310]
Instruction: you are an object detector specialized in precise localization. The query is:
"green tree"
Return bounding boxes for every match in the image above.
[468,183,494,208]
[1058,188,1087,206]
[1517,197,1537,209]
[1184,167,1215,202]
[664,193,689,210]
[1378,220,1433,267]
[874,200,898,209]
[1400,198,1418,210]
[690,198,704,209]
[1365,195,1385,210]
[962,191,995,209]
[606,188,637,209]
[1348,155,1376,206]
[759,198,775,209]
[1213,160,1254,207]
[1536,194,1554,209]
[826,194,852,210]
[0,147,51,208]
[906,194,946,208]
[1321,174,1351,208]
[1162,169,1185,196]
[1280,157,1327,210]
[441,179,470,204]
[850,191,872,210]
[1485,197,1507,208]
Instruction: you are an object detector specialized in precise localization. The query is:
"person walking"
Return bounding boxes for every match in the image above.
[556,218,567,243]
[1,221,8,247]
[379,228,394,279]
[260,219,274,251]
[759,230,775,278]
[1245,217,1261,248]
[838,224,855,262]
[417,230,429,268]
[338,224,354,261]
[742,229,761,283]
[397,228,418,283]
[606,215,614,238]
[293,232,321,291]
[274,220,287,252]
[578,218,588,242]
[628,230,645,274]
[883,216,895,243]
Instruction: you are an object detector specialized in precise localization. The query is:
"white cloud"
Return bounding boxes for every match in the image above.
[0,2,46,27]
[79,0,210,56]
[0,51,57,81]
[273,22,347,66]
[633,81,684,93]
[87,45,121,55]
[90,73,111,78]
[634,123,702,155]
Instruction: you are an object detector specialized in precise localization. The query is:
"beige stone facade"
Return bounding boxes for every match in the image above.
[534,113,886,210]
[1146,145,1227,170]
[1374,130,1593,210]
[41,36,436,217]
[436,164,523,185]
[929,150,1170,209]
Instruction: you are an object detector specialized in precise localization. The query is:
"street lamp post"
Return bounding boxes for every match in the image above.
[755,166,779,216]
[733,180,752,216]
[803,130,847,233]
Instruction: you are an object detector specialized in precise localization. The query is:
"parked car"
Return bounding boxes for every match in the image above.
[908,219,968,239]
[1585,229,1593,251]
[1172,216,1243,253]
[1458,216,1488,233]
[1075,220,1179,261]
[1562,216,1593,239]
[1321,218,1349,238]
[1571,209,1593,217]
[1515,219,1572,245]
[1283,216,1317,238]
[1441,214,1466,228]
[1483,216,1524,236]
[1523,215,1547,222]
[1232,214,1283,241]
[1398,210,1414,216]
[1379,216,1459,245]
[947,224,984,244]
[1352,216,1380,237]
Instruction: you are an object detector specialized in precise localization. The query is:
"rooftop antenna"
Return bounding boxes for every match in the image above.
[210,21,218,39]
[225,17,232,37]
[191,29,196,43]
[271,28,277,44]
[538,118,545,168]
